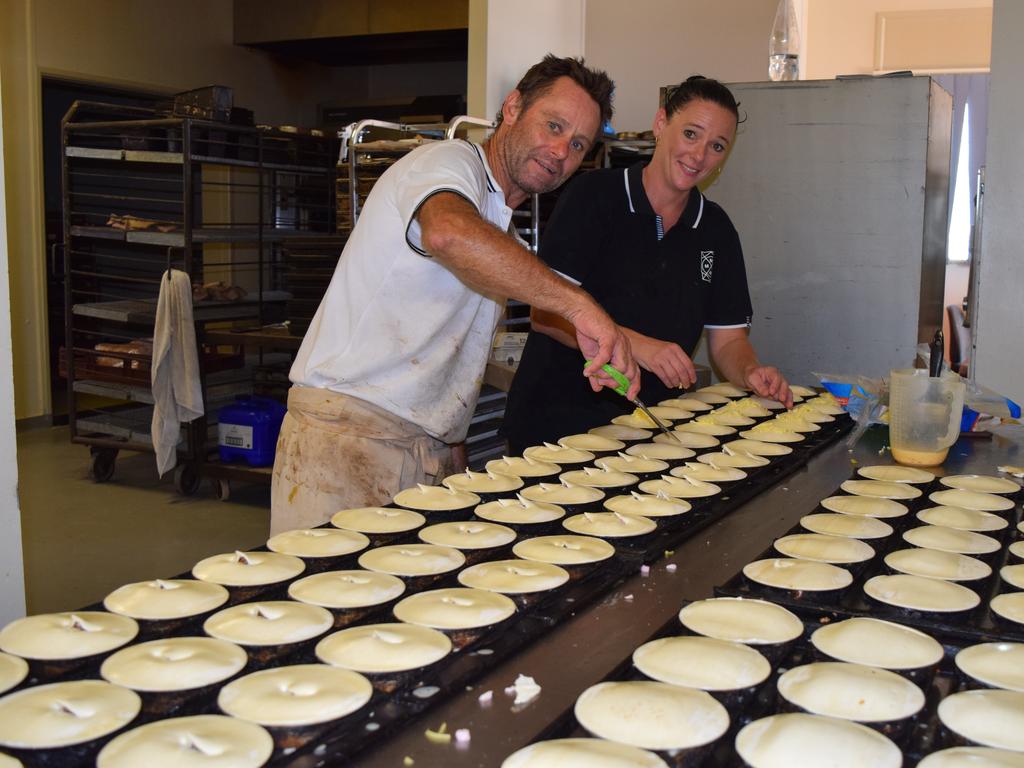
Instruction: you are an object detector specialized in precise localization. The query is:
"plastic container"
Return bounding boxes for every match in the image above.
[217,396,286,467]
[769,0,800,81]
[888,369,965,467]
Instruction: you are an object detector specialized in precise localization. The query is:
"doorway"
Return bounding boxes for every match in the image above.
[41,77,163,421]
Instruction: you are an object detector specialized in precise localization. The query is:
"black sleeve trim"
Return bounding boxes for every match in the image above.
[405,188,480,258]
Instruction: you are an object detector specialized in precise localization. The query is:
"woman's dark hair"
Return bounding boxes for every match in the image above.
[495,54,614,127]
[663,75,742,122]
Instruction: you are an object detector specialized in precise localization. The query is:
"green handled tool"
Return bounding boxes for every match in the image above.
[585,361,683,444]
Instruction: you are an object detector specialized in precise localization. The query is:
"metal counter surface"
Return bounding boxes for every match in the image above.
[351,425,1023,767]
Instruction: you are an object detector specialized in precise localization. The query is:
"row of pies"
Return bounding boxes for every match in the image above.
[0,383,829,765]
[740,466,1024,623]
[503,595,1024,767]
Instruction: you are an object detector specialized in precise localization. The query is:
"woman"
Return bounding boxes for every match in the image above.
[503,76,791,454]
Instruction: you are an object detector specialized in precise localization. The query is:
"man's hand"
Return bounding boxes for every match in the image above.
[627,331,697,390]
[569,302,640,401]
[744,365,793,408]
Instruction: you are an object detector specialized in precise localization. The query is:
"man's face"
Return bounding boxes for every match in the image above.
[499,77,601,200]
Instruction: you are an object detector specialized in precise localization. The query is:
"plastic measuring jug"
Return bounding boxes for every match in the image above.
[888,368,966,466]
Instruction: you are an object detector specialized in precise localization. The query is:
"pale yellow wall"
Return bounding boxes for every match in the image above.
[805,0,992,79]
[583,0,779,132]
[0,0,360,419]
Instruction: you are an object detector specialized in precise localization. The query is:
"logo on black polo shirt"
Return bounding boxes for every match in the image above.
[700,251,714,282]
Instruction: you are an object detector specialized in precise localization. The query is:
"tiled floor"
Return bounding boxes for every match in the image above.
[16,425,270,614]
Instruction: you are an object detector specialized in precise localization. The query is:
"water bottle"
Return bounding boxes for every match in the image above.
[769,0,800,81]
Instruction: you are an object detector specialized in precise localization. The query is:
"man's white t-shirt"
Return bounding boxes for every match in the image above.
[289,140,510,443]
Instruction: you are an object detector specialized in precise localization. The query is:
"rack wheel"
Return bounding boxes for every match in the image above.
[90,448,118,483]
[213,478,231,502]
[174,463,201,496]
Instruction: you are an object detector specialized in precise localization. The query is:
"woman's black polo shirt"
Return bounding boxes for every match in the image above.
[503,161,753,453]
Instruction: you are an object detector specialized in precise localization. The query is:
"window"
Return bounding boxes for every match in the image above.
[947,103,971,263]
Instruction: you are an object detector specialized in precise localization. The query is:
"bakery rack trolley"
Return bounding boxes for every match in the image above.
[61,100,337,494]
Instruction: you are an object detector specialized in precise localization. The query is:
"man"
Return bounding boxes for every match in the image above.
[270,55,637,534]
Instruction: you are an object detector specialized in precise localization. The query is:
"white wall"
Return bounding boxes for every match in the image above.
[0,75,26,625]
[584,0,778,131]
[467,0,585,121]
[973,0,1023,403]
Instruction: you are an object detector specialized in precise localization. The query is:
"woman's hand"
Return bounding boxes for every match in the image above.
[626,330,697,390]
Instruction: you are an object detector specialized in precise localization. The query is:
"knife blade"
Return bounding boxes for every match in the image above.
[584,360,683,444]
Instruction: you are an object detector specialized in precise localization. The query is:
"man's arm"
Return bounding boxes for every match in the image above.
[417,192,638,398]
[708,327,792,407]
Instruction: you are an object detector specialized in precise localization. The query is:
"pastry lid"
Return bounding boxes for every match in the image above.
[392,483,480,511]
[316,622,451,674]
[559,466,638,489]
[902,525,1001,555]
[589,424,654,442]
[633,635,771,691]
[777,661,925,722]
[929,489,1015,512]
[595,453,669,475]
[722,438,793,456]
[0,651,28,695]
[192,550,305,587]
[678,420,736,436]
[658,397,713,412]
[418,520,517,550]
[956,643,1024,692]
[288,569,405,609]
[938,690,1024,751]
[392,587,516,630]
[96,714,273,768]
[819,495,909,518]
[474,496,565,525]
[840,480,922,500]
[884,548,992,582]
[604,491,691,518]
[857,465,935,484]
[562,511,657,538]
[501,738,668,768]
[457,559,569,594]
[0,611,138,660]
[670,462,746,483]
[523,442,595,465]
[217,664,372,727]
[991,593,1024,626]
[735,713,901,768]
[799,513,893,540]
[266,528,369,559]
[558,434,624,453]
[574,680,728,750]
[773,533,875,564]
[916,505,1009,532]
[512,535,615,565]
[519,481,605,506]
[485,455,561,479]
[624,442,696,461]
[203,601,333,647]
[740,427,803,443]
[653,430,720,449]
[100,637,247,692]
[917,748,1024,768]
[699,448,770,468]
[357,543,465,577]
[330,506,425,534]
[0,679,141,749]
[443,469,524,494]
[638,474,721,499]
[743,558,853,592]
[678,597,803,645]
[864,574,980,612]
[940,474,1020,495]
[810,617,943,670]
[103,579,229,621]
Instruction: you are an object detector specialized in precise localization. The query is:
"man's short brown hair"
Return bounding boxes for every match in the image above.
[496,54,614,127]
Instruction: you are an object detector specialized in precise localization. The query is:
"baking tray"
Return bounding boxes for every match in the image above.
[715,477,1024,646]
[523,601,1000,767]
